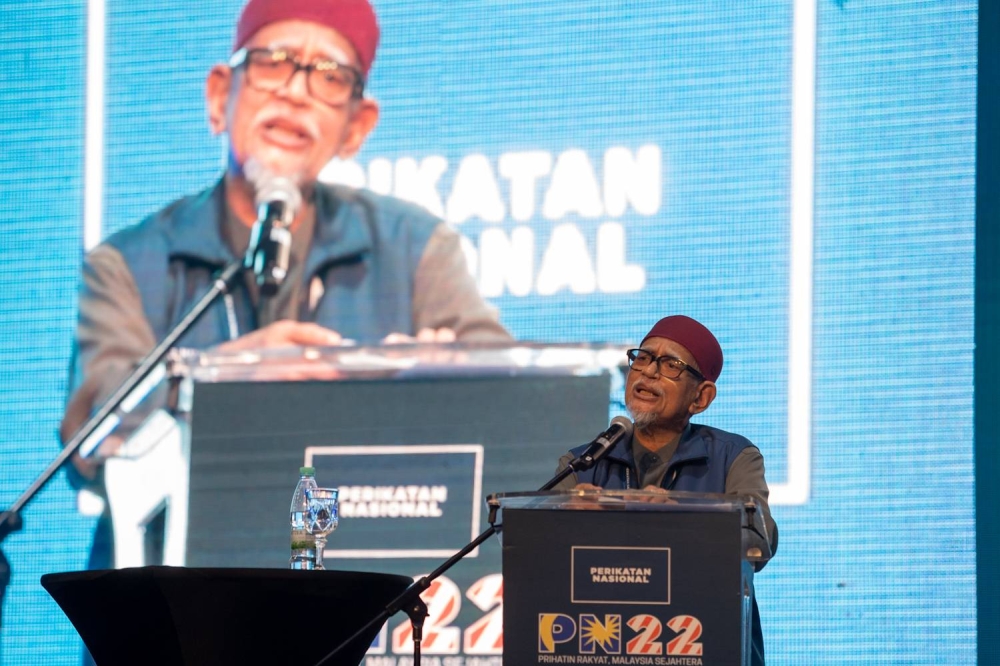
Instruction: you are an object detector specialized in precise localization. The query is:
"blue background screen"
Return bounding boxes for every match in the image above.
[0,1,978,663]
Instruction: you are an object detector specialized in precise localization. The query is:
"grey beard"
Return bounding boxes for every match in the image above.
[627,406,658,431]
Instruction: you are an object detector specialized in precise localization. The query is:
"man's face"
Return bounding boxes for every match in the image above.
[625,336,712,431]
[206,19,378,184]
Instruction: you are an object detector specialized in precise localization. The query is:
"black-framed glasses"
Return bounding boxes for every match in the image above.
[626,348,705,382]
[229,47,365,106]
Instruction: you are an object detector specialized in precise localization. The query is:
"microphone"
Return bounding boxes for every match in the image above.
[538,416,634,490]
[243,160,302,296]
[568,415,634,472]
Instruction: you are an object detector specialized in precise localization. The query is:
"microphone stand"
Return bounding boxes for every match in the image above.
[0,256,250,628]
[312,450,599,666]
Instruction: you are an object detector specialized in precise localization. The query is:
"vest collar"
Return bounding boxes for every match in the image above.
[163,179,234,266]
[605,423,709,469]
[304,183,373,278]
[163,178,375,278]
[669,424,711,465]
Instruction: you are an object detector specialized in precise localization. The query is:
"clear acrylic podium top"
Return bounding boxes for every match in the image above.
[488,489,759,514]
[488,489,771,565]
[166,341,629,383]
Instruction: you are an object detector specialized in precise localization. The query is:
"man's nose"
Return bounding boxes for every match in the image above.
[278,66,311,102]
[640,360,661,378]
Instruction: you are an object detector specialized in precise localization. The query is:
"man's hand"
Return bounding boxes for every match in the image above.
[217,320,342,352]
[212,321,345,381]
[562,482,605,510]
[382,327,457,344]
[633,485,677,504]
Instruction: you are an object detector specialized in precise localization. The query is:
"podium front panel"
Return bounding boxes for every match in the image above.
[178,370,613,659]
[185,373,611,569]
[502,507,745,665]
[99,345,622,660]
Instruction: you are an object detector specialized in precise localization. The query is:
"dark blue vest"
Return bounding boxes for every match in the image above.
[569,423,753,492]
[106,179,439,348]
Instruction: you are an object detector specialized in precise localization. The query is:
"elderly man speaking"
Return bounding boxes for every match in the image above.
[65,2,510,663]
[555,315,777,666]
[63,0,510,479]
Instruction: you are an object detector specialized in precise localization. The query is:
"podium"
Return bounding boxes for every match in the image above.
[40,566,413,666]
[489,490,763,666]
[95,343,625,659]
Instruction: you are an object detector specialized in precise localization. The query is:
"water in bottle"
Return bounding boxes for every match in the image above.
[289,466,318,569]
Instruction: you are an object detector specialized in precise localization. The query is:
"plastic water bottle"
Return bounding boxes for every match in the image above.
[289,466,318,569]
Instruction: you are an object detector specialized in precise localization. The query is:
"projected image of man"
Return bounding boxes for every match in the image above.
[62,0,510,479]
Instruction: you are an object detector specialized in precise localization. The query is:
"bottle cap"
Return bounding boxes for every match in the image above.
[300,466,315,475]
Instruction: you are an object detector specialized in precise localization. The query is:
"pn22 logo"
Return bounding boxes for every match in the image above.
[539,613,704,656]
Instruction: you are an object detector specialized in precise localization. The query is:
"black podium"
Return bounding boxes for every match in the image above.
[100,344,621,572]
[490,490,761,666]
[41,566,413,666]
[92,343,624,661]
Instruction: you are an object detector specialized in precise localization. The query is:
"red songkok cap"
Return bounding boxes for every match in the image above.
[641,315,724,382]
[234,0,380,75]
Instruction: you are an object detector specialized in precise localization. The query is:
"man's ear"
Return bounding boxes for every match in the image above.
[338,98,380,159]
[206,64,233,135]
[688,381,717,416]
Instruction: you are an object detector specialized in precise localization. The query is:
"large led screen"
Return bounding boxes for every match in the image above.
[0,1,976,664]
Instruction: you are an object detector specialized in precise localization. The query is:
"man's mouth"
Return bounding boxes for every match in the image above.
[632,383,660,400]
[261,119,312,148]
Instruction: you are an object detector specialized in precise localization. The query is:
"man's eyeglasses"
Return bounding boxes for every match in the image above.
[229,48,365,106]
[626,349,705,382]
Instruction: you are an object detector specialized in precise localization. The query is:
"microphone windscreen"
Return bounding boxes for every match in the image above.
[610,415,634,439]
[244,158,303,219]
